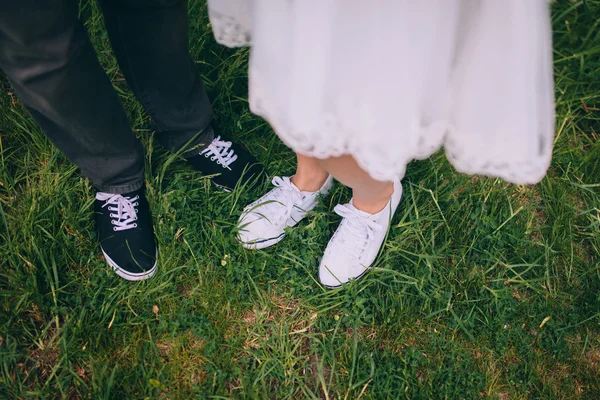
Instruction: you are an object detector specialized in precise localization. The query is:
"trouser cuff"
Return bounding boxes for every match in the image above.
[94,179,145,195]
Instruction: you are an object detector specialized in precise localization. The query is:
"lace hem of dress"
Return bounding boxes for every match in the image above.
[248,69,551,185]
[208,10,252,48]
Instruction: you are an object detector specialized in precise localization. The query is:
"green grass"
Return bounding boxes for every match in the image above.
[1,1,599,398]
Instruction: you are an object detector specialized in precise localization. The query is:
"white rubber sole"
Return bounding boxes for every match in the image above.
[101,247,158,281]
[239,232,286,250]
[319,267,370,289]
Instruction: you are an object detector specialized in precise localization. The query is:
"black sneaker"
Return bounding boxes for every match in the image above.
[186,135,266,191]
[94,186,157,281]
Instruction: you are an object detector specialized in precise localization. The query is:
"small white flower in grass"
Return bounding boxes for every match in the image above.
[221,254,231,266]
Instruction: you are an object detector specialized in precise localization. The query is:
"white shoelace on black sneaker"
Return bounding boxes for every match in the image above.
[200,135,238,169]
[96,193,139,232]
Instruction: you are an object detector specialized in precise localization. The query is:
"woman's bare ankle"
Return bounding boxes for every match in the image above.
[351,183,394,214]
[291,171,329,192]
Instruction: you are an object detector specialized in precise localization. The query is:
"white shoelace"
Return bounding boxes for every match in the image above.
[331,204,384,258]
[200,135,238,169]
[96,193,139,232]
[245,176,302,223]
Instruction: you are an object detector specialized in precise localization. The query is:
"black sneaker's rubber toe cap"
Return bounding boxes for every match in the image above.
[100,235,157,281]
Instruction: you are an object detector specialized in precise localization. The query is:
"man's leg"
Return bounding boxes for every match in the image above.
[0,0,145,194]
[0,0,157,280]
[100,0,267,191]
[100,0,214,155]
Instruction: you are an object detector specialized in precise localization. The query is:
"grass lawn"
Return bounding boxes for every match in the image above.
[1,1,600,398]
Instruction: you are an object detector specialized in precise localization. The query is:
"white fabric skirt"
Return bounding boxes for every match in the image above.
[207,0,555,184]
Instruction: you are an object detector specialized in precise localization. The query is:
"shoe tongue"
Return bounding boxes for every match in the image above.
[288,180,308,199]
[348,200,376,219]
[266,178,301,204]
[288,180,301,192]
[96,186,142,201]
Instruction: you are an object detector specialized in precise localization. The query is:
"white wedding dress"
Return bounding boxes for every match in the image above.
[207,0,555,185]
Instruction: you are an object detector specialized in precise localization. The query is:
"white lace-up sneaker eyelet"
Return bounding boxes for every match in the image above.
[237,175,334,249]
[318,178,403,288]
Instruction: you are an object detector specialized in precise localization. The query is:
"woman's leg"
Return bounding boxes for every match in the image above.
[319,155,394,214]
[291,154,329,191]
[317,154,401,288]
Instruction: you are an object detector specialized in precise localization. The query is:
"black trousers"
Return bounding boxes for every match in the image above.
[0,0,214,193]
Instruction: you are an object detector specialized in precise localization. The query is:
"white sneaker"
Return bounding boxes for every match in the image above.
[318,178,403,288]
[237,175,334,249]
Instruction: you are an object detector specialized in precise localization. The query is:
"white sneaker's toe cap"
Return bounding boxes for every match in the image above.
[318,265,347,288]
[318,253,369,288]
[237,213,284,248]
